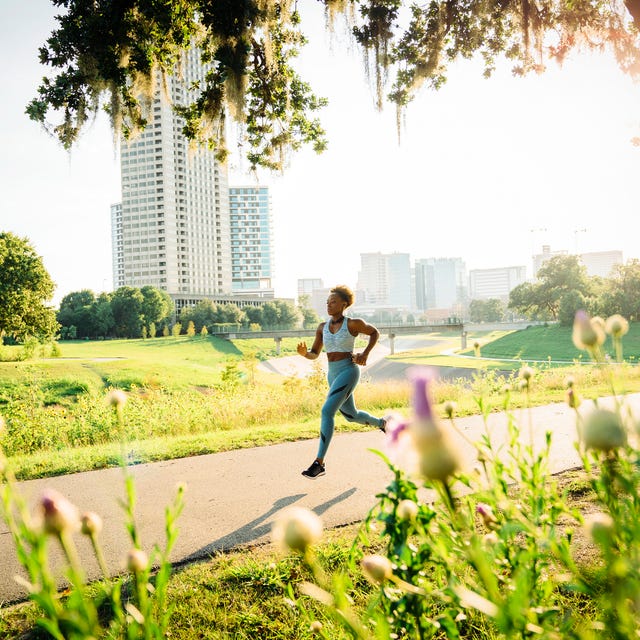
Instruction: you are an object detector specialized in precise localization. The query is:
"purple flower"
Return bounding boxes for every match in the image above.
[408,367,436,421]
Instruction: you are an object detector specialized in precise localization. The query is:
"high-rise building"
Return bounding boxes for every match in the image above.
[580,250,623,278]
[532,245,568,276]
[468,266,527,301]
[414,257,467,311]
[113,47,231,304]
[356,252,411,310]
[297,278,324,299]
[229,186,274,295]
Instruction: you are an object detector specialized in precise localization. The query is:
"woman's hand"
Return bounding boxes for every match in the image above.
[297,342,308,357]
[352,352,367,366]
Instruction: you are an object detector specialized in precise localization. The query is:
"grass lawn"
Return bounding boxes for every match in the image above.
[1,325,639,482]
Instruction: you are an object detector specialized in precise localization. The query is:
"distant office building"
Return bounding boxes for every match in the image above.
[113,46,231,302]
[356,252,412,309]
[229,186,274,295]
[532,245,568,277]
[111,202,124,288]
[469,266,527,301]
[297,278,324,300]
[414,257,466,311]
[580,250,623,278]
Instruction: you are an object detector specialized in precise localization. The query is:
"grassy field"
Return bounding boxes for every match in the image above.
[1,325,639,482]
[0,325,634,638]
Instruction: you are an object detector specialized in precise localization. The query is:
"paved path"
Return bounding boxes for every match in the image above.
[2,393,640,605]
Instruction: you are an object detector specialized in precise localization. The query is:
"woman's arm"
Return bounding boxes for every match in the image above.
[297,323,324,360]
[348,318,379,366]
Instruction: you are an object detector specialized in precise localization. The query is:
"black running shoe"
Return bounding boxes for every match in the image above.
[302,460,325,479]
[379,417,388,433]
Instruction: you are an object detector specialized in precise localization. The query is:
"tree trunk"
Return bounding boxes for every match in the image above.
[625,0,640,29]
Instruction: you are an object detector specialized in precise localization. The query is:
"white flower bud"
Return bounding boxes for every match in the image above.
[584,512,614,543]
[107,389,127,408]
[81,511,103,536]
[41,489,80,535]
[397,499,419,522]
[272,507,323,553]
[361,554,393,585]
[127,548,148,573]
[583,409,626,451]
[605,314,629,338]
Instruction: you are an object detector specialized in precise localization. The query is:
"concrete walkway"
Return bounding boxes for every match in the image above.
[2,392,640,605]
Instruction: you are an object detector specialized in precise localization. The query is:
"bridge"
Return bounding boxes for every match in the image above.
[215,322,465,355]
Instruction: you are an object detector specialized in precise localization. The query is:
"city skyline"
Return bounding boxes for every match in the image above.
[2,1,640,307]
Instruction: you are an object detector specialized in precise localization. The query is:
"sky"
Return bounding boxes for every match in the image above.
[2,1,640,306]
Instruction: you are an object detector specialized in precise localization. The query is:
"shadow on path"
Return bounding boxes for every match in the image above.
[188,488,358,560]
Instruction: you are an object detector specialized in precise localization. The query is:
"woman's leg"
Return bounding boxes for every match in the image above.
[338,391,385,429]
[316,361,360,460]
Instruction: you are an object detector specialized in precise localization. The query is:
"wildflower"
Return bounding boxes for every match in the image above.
[0,414,5,434]
[408,368,438,434]
[483,531,499,546]
[519,366,534,382]
[565,376,575,389]
[127,548,148,573]
[417,438,460,482]
[107,389,127,409]
[476,503,498,530]
[443,400,457,419]
[605,314,629,338]
[81,512,103,536]
[572,310,605,351]
[361,554,393,585]
[310,621,323,633]
[272,507,323,553]
[473,341,481,357]
[397,499,419,522]
[565,388,581,409]
[41,489,80,535]
[582,409,626,451]
[584,512,614,544]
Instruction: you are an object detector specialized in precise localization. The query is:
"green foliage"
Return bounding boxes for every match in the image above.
[28,1,640,170]
[0,232,58,341]
[281,324,640,638]
[509,255,594,320]
[468,298,505,323]
[0,429,184,639]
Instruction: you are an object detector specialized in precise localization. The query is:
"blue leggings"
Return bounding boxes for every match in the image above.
[316,358,384,460]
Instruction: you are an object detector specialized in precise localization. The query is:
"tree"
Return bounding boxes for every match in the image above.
[600,260,640,320]
[140,286,174,328]
[508,255,594,320]
[58,289,100,338]
[298,294,321,329]
[0,232,58,341]
[180,300,221,332]
[468,299,505,323]
[110,287,144,338]
[28,1,640,171]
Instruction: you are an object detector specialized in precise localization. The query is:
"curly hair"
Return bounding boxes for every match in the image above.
[331,285,354,307]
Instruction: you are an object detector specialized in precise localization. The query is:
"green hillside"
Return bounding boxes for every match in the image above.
[469,323,640,363]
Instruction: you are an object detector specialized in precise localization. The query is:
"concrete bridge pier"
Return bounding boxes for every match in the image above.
[388,333,395,355]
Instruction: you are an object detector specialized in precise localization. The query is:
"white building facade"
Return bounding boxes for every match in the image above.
[113,47,231,298]
[468,266,527,301]
[229,186,274,295]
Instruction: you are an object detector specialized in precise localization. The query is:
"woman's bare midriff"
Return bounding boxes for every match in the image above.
[327,352,352,362]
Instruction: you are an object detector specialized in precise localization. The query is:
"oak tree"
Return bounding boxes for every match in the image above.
[0,232,58,341]
[28,0,640,171]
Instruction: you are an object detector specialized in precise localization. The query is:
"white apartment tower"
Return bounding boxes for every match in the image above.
[357,252,412,309]
[229,186,274,295]
[113,47,231,297]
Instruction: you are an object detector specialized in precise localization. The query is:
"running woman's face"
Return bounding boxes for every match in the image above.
[326,294,347,316]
